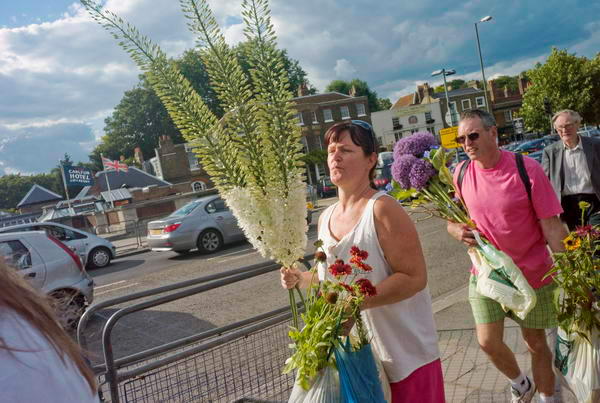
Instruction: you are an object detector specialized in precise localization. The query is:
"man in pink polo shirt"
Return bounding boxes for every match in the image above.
[447,109,568,403]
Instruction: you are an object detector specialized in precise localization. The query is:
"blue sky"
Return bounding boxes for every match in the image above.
[1,0,599,175]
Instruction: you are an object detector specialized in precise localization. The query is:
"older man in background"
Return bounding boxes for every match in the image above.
[542,109,600,230]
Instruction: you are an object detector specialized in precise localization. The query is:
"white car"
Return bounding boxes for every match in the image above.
[0,222,116,269]
[0,231,94,329]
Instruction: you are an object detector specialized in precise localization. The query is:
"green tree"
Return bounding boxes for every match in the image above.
[326,78,384,112]
[377,98,392,110]
[492,75,519,92]
[521,48,600,132]
[434,79,467,93]
[0,174,62,210]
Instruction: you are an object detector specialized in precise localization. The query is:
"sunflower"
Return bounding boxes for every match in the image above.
[563,234,581,251]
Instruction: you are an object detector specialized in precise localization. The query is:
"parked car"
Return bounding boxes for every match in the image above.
[528,150,543,163]
[513,137,558,155]
[316,177,337,198]
[579,128,600,138]
[147,195,246,254]
[0,231,94,329]
[0,222,116,269]
[374,164,392,190]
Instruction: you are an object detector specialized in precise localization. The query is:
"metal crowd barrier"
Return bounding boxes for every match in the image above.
[78,255,313,402]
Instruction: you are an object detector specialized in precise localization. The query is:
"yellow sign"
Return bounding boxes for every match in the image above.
[440,126,460,149]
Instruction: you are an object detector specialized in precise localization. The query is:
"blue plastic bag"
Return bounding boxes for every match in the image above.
[334,338,387,403]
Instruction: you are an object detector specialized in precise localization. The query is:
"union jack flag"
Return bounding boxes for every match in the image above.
[102,157,128,172]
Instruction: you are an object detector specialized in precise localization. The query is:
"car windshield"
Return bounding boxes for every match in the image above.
[170,200,203,217]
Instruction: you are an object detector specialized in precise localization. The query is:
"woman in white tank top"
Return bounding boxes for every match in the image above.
[281,120,445,403]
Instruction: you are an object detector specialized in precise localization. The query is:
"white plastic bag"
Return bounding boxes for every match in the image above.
[288,366,341,403]
[554,326,600,403]
[468,231,537,320]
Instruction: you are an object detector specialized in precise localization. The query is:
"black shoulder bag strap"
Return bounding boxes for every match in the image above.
[456,153,532,203]
[514,152,532,203]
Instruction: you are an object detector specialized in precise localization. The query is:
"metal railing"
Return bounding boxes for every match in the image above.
[78,255,313,402]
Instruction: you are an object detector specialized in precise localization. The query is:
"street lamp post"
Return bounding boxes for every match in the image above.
[432,68,456,127]
[475,16,493,113]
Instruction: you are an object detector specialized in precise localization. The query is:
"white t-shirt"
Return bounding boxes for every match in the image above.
[0,308,99,403]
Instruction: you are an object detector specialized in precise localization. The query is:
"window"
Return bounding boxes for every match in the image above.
[356,103,366,116]
[392,117,401,130]
[39,225,83,241]
[427,126,435,135]
[394,132,402,141]
[311,111,318,124]
[425,112,432,121]
[504,110,513,122]
[340,106,350,119]
[408,115,418,125]
[0,240,32,270]
[296,112,304,125]
[462,99,472,111]
[476,96,486,108]
[192,181,206,192]
[449,101,457,113]
[323,109,333,122]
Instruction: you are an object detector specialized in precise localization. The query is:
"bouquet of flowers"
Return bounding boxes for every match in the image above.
[82,0,308,326]
[544,202,600,402]
[389,132,536,319]
[284,244,387,402]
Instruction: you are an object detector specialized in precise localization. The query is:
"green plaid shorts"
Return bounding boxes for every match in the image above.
[468,275,558,329]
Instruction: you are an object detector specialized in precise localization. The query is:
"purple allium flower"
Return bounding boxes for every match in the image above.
[393,132,437,158]
[391,154,417,189]
[409,159,436,190]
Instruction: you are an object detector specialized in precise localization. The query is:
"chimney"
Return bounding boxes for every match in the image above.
[349,85,357,97]
[297,82,309,97]
[134,147,144,165]
[488,80,496,103]
[518,73,528,95]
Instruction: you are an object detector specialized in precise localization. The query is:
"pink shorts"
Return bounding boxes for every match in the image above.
[390,359,445,403]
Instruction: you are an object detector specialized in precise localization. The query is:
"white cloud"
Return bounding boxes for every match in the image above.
[334,59,357,78]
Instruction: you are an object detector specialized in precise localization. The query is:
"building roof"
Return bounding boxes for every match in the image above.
[101,188,133,202]
[292,92,354,105]
[391,93,414,109]
[17,184,63,208]
[74,167,171,200]
[432,87,483,99]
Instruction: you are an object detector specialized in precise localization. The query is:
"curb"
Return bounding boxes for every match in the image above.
[115,248,151,259]
[431,284,468,314]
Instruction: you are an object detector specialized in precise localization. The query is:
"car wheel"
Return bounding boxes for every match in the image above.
[174,249,191,255]
[88,247,112,269]
[197,229,223,254]
[50,290,86,331]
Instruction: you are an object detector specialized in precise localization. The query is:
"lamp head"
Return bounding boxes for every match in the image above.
[479,16,492,22]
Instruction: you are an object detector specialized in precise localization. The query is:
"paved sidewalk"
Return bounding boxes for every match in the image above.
[434,297,577,402]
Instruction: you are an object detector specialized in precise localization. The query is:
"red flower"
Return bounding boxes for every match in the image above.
[575,225,600,238]
[350,246,368,260]
[355,278,377,297]
[356,261,373,272]
[328,259,352,277]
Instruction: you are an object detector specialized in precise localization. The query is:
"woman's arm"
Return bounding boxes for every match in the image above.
[361,197,428,310]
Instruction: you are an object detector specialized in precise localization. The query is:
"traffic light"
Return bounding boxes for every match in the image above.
[543,98,552,115]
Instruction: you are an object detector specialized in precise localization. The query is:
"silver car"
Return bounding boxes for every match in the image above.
[147,196,245,254]
[0,231,94,329]
[0,222,116,269]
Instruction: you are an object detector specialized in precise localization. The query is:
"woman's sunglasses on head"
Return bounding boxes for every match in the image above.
[456,132,480,144]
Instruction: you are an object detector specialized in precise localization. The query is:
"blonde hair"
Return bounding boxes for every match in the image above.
[0,259,97,393]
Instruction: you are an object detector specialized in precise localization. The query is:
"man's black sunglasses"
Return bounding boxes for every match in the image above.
[456,132,480,144]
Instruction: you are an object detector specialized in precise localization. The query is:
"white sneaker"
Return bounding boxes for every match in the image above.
[511,377,536,403]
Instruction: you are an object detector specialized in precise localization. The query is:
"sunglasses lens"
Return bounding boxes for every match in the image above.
[456,132,479,144]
